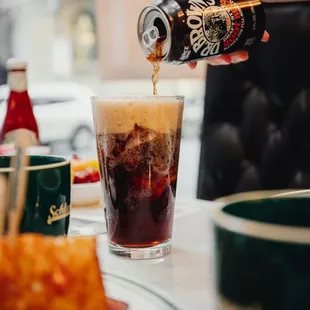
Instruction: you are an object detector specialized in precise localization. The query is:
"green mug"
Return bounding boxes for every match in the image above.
[213,191,310,310]
[0,155,71,236]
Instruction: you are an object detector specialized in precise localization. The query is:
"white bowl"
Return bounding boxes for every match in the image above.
[71,181,102,208]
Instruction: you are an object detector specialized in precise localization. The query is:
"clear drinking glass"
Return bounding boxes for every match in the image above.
[91,96,184,259]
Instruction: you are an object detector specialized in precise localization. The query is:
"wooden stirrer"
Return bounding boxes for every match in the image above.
[7,131,31,246]
[0,174,8,235]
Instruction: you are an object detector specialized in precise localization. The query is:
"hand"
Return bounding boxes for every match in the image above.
[188,31,270,68]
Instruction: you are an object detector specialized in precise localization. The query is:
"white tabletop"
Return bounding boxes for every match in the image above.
[70,200,220,310]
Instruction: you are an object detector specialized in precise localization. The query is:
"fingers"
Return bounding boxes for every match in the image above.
[188,62,197,69]
[230,50,249,64]
[189,50,249,67]
[207,54,231,66]
[188,30,269,69]
[194,50,248,67]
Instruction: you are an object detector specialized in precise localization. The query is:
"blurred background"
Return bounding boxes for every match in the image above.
[0,0,207,200]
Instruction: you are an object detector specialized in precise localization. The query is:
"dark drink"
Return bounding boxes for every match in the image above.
[96,127,181,247]
[138,0,266,64]
[92,96,184,259]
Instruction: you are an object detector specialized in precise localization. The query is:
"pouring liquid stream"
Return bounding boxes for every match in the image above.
[147,39,165,96]
[150,61,160,96]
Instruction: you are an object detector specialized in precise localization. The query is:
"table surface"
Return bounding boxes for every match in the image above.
[70,200,220,310]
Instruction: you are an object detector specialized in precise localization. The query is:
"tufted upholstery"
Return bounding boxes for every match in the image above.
[197,2,310,200]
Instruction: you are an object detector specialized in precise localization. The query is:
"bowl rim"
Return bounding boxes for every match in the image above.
[213,190,310,244]
[0,155,70,172]
[71,181,101,188]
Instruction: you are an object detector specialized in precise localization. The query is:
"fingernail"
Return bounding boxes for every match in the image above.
[221,54,231,63]
[188,62,197,69]
[262,31,270,42]
[240,51,249,60]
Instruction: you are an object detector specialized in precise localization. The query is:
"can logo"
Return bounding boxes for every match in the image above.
[187,0,244,57]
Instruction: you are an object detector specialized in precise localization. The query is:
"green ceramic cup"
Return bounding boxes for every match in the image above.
[213,191,310,310]
[0,155,71,236]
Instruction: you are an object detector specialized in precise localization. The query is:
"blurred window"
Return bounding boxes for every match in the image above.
[73,12,96,62]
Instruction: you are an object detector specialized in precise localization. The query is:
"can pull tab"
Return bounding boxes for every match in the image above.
[142,26,159,48]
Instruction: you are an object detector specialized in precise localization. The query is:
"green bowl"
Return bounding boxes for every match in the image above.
[213,190,310,310]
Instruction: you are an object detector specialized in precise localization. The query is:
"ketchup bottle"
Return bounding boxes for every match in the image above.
[0,58,39,145]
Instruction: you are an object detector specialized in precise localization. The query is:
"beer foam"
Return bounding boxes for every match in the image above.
[92,97,184,134]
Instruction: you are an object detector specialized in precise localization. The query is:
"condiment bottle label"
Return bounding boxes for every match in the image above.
[8,71,27,92]
[4,129,39,146]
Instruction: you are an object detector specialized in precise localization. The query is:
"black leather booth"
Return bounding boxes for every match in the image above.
[197,2,310,200]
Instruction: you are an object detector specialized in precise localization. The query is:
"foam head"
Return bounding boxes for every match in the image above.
[91,96,184,134]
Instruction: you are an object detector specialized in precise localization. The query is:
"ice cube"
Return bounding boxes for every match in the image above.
[119,124,157,168]
[150,133,175,175]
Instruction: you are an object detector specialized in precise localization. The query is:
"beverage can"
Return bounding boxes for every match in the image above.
[137,0,266,64]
